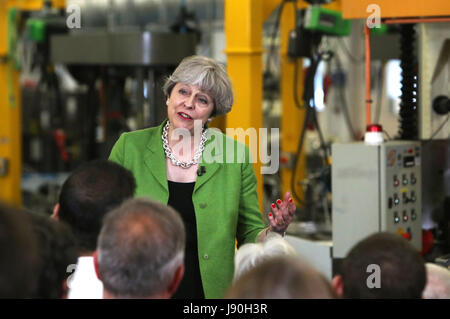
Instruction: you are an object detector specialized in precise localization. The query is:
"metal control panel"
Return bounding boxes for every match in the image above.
[332,141,422,258]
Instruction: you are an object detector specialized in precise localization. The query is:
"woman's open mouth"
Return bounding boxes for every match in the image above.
[178,112,193,121]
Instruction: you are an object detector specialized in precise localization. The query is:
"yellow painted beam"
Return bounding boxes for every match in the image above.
[279,2,306,206]
[52,0,65,9]
[7,0,65,10]
[1,2,7,56]
[263,1,314,22]
[0,4,22,207]
[262,0,281,21]
[0,64,22,207]
[323,0,342,12]
[342,0,450,19]
[225,0,264,211]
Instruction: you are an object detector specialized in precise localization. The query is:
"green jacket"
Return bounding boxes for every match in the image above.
[108,120,266,298]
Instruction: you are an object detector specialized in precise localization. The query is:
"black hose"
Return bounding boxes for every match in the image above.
[291,105,311,206]
[398,24,418,140]
[311,104,329,163]
[291,52,330,206]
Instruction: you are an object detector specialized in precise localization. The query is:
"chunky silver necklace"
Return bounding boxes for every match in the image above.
[162,121,207,169]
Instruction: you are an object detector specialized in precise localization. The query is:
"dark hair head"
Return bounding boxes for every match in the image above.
[58,160,136,252]
[0,203,39,298]
[341,232,426,299]
[29,213,78,298]
[227,256,337,299]
[98,198,185,298]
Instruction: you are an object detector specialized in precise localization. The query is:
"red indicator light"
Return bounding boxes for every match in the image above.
[366,124,382,132]
[401,232,411,240]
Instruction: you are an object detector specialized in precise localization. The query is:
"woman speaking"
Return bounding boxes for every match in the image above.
[109,55,296,298]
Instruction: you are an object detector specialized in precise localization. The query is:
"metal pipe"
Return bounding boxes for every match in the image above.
[67,0,224,30]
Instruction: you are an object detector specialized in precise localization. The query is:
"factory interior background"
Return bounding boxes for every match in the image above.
[0,0,449,279]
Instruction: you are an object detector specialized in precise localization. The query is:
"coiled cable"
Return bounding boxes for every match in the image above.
[398,24,418,140]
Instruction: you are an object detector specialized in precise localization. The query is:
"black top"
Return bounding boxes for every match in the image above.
[168,181,205,299]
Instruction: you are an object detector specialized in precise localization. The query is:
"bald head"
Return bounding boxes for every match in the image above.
[97,198,185,298]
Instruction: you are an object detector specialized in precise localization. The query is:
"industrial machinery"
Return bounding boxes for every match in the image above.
[2,0,206,212]
[332,141,422,258]
[246,0,450,277]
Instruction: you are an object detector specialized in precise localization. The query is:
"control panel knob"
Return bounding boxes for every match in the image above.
[393,175,400,187]
[402,211,409,222]
[402,174,408,185]
[394,212,400,224]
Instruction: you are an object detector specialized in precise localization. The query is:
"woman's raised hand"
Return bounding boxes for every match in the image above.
[267,191,296,233]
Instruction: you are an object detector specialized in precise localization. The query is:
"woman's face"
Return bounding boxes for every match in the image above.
[167,83,214,133]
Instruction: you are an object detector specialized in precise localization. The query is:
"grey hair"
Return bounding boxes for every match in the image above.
[233,232,297,282]
[163,55,234,117]
[97,197,185,298]
[227,255,337,299]
[422,263,450,299]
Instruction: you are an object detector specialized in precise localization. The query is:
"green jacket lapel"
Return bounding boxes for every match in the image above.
[144,121,168,193]
[194,129,223,193]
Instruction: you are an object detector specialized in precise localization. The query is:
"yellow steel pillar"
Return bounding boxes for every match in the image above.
[0,0,66,207]
[0,2,22,206]
[280,2,306,206]
[225,0,267,210]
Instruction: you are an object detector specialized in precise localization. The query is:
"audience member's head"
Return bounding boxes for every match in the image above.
[0,203,39,298]
[226,255,337,299]
[29,213,78,298]
[53,160,136,254]
[234,232,297,281]
[422,263,450,299]
[97,198,186,299]
[333,232,426,299]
